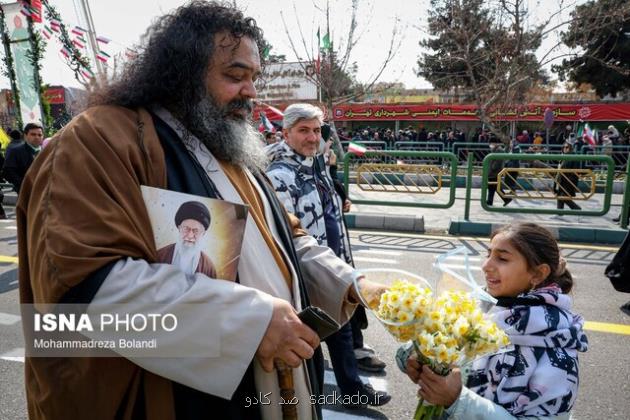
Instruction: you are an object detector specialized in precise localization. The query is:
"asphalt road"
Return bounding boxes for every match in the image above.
[1,221,629,419]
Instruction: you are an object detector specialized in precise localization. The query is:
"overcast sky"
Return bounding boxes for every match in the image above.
[1,0,577,91]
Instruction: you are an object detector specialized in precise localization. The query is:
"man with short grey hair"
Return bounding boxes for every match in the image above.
[266,103,391,409]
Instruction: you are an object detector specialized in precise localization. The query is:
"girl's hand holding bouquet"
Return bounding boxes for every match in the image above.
[353,250,510,420]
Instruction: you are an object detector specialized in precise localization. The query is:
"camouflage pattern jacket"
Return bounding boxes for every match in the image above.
[265,141,353,264]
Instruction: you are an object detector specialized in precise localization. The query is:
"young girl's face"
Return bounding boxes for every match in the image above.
[482,233,540,298]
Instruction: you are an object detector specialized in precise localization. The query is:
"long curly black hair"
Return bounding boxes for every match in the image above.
[89,1,265,112]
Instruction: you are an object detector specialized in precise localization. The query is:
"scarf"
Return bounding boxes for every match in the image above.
[466,285,588,416]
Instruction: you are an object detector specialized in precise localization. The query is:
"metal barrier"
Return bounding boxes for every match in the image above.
[343,151,458,208]
[583,145,630,174]
[479,153,615,216]
[497,167,597,201]
[451,142,490,166]
[341,150,627,225]
[356,163,444,194]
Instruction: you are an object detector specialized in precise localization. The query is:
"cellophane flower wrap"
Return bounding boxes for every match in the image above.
[353,247,510,420]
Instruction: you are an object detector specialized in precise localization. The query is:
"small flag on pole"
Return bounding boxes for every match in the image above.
[316,27,321,73]
[322,32,331,51]
[583,123,597,146]
[96,35,110,44]
[258,112,275,133]
[348,142,367,156]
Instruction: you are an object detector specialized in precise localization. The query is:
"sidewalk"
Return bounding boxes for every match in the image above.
[343,185,627,245]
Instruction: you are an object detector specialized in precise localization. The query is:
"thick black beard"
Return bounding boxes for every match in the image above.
[180,96,269,173]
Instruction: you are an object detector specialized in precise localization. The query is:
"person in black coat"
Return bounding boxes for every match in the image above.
[555,142,581,210]
[3,123,43,193]
[486,140,512,206]
[6,129,24,151]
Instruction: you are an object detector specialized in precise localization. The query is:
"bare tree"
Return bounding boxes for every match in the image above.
[278,0,403,112]
[417,0,630,142]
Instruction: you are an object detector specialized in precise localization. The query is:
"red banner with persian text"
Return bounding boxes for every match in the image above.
[43,87,65,105]
[332,103,630,122]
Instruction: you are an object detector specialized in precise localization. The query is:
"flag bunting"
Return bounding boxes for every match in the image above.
[96,50,111,63]
[60,47,71,58]
[71,26,87,36]
[41,25,53,39]
[50,19,61,32]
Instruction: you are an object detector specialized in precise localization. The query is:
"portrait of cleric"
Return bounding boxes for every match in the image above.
[142,186,248,281]
[157,200,218,278]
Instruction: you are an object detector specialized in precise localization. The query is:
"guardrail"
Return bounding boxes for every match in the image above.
[338,140,630,178]
[479,153,614,216]
[342,150,458,208]
[341,150,627,226]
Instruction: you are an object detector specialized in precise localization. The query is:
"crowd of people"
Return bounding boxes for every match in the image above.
[334,124,630,152]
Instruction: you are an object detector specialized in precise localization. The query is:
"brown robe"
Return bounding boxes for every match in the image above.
[17,105,306,420]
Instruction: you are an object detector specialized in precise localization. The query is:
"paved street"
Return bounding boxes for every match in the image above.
[1,214,629,419]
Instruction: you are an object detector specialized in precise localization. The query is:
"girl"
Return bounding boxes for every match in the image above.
[400,223,588,419]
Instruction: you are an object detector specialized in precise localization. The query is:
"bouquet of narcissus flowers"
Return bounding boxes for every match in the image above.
[378,282,509,419]
[353,249,510,420]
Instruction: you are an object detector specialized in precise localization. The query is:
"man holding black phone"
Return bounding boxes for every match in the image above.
[266,103,391,409]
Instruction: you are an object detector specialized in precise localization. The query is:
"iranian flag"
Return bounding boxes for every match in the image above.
[59,47,71,58]
[71,26,87,36]
[348,142,367,156]
[258,112,275,133]
[583,123,596,146]
[72,39,86,49]
[96,50,111,63]
[41,25,53,39]
[50,19,61,32]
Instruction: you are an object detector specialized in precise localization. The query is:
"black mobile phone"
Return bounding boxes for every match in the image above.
[297,306,340,340]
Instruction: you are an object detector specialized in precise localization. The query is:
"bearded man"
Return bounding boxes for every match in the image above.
[17,2,383,420]
[157,201,217,278]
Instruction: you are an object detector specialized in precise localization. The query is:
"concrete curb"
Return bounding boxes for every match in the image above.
[345,212,424,233]
[448,220,626,245]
